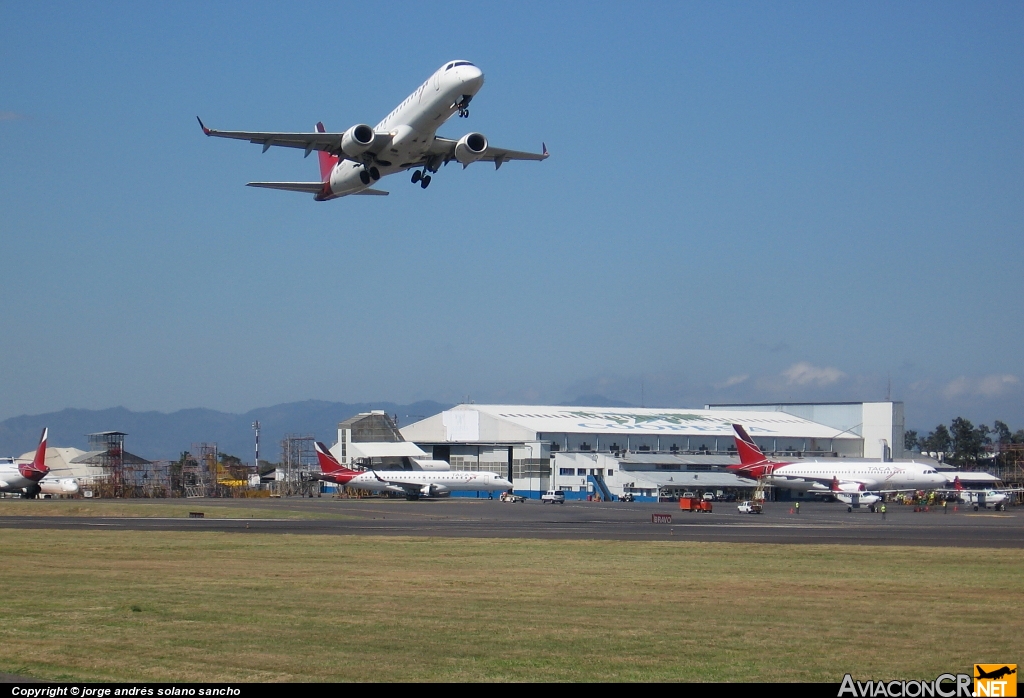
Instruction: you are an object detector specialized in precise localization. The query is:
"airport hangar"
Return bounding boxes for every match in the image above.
[372,402,908,502]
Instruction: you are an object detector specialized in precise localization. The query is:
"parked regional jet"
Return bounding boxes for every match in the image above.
[198,60,548,200]
[313,441,511,500]
[0,428,49,498]
[729,424,947,494]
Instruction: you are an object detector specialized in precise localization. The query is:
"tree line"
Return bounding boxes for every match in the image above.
[905,418,1024,467]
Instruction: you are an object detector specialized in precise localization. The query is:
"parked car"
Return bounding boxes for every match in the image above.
[541,490,566,504]
[737,500,763,514]
[702,492,715,501]
[499,492,525,503]
[619,493,635,503]
[682,491,697,499]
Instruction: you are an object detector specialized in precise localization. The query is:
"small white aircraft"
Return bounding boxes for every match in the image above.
[198,60,548,200]
[0,428,50,498]
[941,476,1016,511]
[313,441,511,500]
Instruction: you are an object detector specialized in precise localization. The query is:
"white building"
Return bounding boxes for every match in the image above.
[401,403,903,501]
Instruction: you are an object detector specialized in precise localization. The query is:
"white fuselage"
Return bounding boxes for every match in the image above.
[768,461,947,493]
[328,62,484,197]
[958,490,1007,508]
[337,470,511,497]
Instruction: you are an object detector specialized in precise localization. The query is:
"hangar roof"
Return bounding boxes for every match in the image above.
[401,404,859,443]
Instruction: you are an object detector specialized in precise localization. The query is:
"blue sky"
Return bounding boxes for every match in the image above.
[1,2,1021,431]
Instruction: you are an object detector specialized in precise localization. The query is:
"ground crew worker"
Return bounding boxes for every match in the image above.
[881,504,886,520]
[795,501,800,514]
[943,500,947,514]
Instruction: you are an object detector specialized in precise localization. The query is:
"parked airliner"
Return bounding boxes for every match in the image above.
[313,442,511,500]
[198,60,548,200]
[729,424,947,494]
[0,428,49,498]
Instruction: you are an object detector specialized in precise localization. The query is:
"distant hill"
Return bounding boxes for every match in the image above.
[0,401,451,462]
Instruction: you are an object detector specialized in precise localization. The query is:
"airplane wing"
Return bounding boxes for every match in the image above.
[428,137,549,169]
[247,182,325,193]
[197,117,389,161]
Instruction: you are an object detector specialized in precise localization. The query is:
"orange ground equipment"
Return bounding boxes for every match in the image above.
[679,497,713,513]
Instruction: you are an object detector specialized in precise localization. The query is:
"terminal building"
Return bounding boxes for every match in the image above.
[399,402,906,501]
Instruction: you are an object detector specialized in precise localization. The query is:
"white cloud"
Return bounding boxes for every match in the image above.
[943,374,1020,399]
[781,362,846,387]
[0,111,25,121]
[717,374,749,389]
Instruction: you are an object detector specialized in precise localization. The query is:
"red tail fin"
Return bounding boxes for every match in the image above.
[316,122,339,183]
[733,424,769,467]
[314,441,356,476]
[953,476,963,491]
[830,476,841,492]
[18,428,49,481]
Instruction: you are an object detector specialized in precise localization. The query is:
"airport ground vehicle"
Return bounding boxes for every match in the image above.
[679,497,713,513]
[738,501,763,514]
[702,492,715,501]
[499,492,525,503]
[541,490,566,504]
[619,493,635,502]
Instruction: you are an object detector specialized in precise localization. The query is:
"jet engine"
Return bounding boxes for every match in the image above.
[341,124,375,157]
[454,132,488,166]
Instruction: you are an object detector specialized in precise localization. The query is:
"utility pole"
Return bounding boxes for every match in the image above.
[252,421,260,470]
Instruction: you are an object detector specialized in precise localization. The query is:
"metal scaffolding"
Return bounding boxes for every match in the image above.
[279,433,319,496]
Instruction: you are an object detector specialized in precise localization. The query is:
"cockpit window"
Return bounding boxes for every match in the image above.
[451,61,474,68]
[445,63,454,70]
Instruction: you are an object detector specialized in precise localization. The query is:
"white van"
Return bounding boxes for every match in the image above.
[541,490,566,504]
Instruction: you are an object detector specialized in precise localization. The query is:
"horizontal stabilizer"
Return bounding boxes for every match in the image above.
[246,182,325,193]
[353,188,389,196]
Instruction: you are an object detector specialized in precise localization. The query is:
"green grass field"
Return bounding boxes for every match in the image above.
[1,531,1020,682]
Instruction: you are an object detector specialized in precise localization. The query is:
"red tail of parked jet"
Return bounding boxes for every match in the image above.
[728,424,778,479]
[17,428,49,481]
[313,441,359,484]
[952,476,963,491]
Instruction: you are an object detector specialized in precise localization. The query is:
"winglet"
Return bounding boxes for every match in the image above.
[196,116,211,136]
[542,142,548,158]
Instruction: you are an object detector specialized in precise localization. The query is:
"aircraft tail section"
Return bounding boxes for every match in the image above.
[952,476,963,491]
[732,424,770,467]
[314,441,359,483]
[728,424,775,479]
[18,428,49,481]
[316,122,339,182]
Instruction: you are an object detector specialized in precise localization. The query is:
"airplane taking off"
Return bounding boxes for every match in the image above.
[729,424,947,495]
[198,60,548,200]
[0,428,50,498]
[313,441,512,500]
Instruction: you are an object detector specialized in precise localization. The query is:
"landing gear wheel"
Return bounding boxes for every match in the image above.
[411,170,422,184]
[359,170,370,185]
[420,175,431,189]
[369,166,380,181]
[848,506,853,513]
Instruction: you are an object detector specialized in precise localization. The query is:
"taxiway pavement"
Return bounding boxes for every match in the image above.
[1,498,1020,547]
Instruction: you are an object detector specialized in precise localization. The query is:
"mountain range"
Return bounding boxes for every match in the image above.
[0,395,635,462]
[0,401,450,462]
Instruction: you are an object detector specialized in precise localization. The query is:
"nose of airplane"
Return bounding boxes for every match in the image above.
[460,65,484,91]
